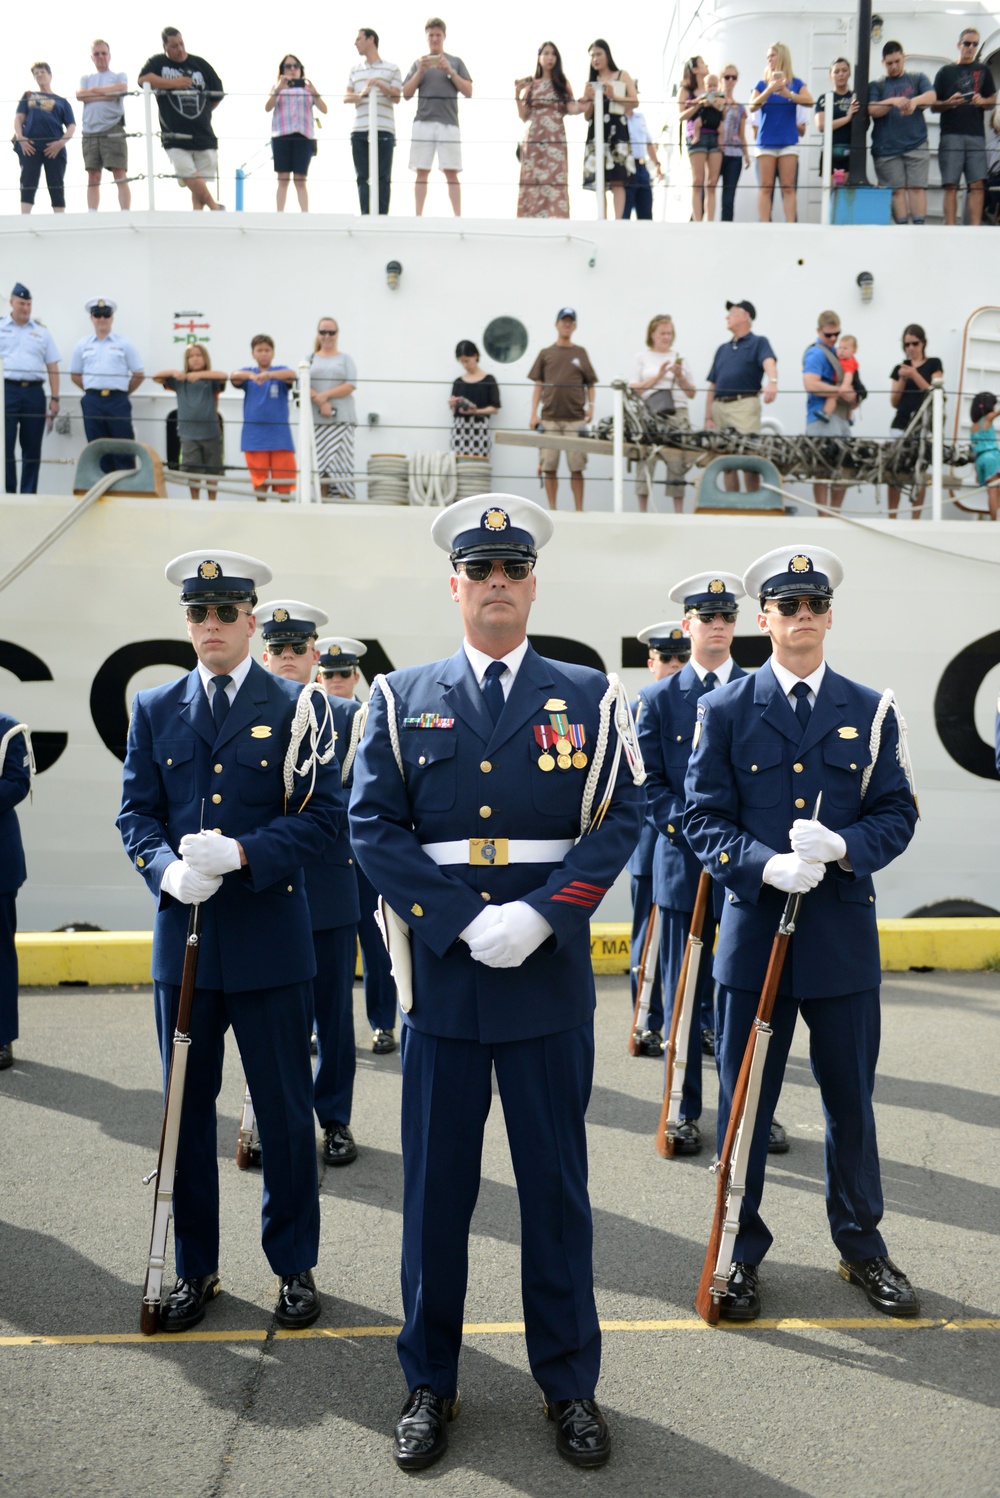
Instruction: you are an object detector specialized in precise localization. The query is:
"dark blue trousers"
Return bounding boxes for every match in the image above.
[153,978,319,1279]
[658,905,718,1119]
[629,872,663,1031]
[355,861,398,1031]
[4,383,46,493]
[0,892,18,1045]
[81,389,135,470]
[351,130,394,215]
[716,984,886,1265]
[623,161,653,219]
[720,154,743,221]
[312,924,358,1127]
[398,1022,600,1401]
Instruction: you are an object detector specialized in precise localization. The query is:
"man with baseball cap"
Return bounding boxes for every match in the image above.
[0,282,61,493]
[704,300,778,493]
[528,309,598,511]
[350,494,643,1470]
[683,546,919,1321]
[117,553,344,1332]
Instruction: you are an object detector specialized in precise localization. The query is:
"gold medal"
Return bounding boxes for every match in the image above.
[538,753,555,772]
[572,750,588,769]
[557,753,572,770]
[555,737,571,755]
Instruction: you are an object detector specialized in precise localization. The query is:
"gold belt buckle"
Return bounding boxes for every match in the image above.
[469,837,508,866]
[100,388,112,396]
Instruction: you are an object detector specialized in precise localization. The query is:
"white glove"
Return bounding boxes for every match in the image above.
[160,859,223,905]
[465,901,553,969]
[762,853,826,895]
[789,819,847,864]
[459,905,503,945]
[179,830,242,877]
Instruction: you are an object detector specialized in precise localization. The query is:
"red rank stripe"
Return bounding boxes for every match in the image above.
[551,892,598,906]
[567,881,607,896]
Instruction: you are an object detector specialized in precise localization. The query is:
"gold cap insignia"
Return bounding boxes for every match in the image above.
[543,698,567,711]
[670,629,683,640]
[251,726,272,738]
[273,607,289,623]
[198,559,221,580]
[483,507,509,532]
[838,726,859,739]
[789,555,811,574]
[709,578,725,593]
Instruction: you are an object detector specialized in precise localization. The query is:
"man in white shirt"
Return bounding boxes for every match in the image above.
[345,28,403,214]
[76,39,130,211]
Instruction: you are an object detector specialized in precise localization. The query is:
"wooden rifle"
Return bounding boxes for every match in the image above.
[140,900,201,1335]
[627,901,661,1056]
[655,870,710,1157]
[694,793,822,1325]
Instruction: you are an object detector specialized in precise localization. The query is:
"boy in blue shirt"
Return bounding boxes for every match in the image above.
[231,335,296,498]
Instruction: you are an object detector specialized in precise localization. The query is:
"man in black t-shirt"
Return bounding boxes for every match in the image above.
[139,27,225,211]
[932,27,996,225]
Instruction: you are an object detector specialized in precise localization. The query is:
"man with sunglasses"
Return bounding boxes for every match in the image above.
[117,552,345,1334]
[318,637,400,1055]
[69,297,144,472]
[625,622,691,1057]
[802,310,855,512]
[933,29,996,226]
[350,494,643,1471]
[637,576,751,1155]
[683,546,919,1322]
[257,602,363,1166]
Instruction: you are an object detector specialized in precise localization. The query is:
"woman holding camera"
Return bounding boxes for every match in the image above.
[266,53,327,212]
[448,340,501,457]
[886,322,943,520]
[629,314,695,513]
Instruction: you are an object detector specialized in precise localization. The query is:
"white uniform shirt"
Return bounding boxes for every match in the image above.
[69,331,144,389]
[0,316,60,380]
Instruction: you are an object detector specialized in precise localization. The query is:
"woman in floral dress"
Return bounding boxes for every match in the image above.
[516,41,579,218]
[580,38,637,218]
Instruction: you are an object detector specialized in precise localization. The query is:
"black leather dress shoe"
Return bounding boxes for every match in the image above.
[372,1028,397,1055]
[323,1122,357,1166]
[838,1255,920,1316]
[673,1119,702,1156]
[637,1028,664,1058]
[0,1042,13,1070]
[701,1027,716,1056]
[768,1118,789,1154]
[159,1273,220,1332]
[720,1262,760,1321]
[393,1386,459,1471]
[275,1268,321,1328]
[544,1397,611,1468]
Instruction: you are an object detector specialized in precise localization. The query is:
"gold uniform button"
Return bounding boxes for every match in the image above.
[850,762,857,771]
[287,885,293,893]
[214,763,223,773]
[719,852,729,864]
[794,798,805,809]
[411,903,423,917]
[481,891,492,901]
[136,857,145,868]
[480,805,491,818]
[480,760,492,773]
[728,892,735,902]
[418,755,426,765]
[213,827,222,834]
[348,857,353,866]
[793,762,804,773]
[260,759,268,767]
[751,764,758,773]
[667,823,675,833]
[166,757,173,766]
[212,793,222,804]
[869,896,874,904]
[676,735,683,742]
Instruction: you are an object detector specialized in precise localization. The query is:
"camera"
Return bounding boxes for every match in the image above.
[287,77,306,88]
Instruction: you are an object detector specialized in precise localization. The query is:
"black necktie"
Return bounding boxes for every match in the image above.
[791,680,812,733]
[212,674,233,733]
[703,671,718,693]
[482,660,506,726]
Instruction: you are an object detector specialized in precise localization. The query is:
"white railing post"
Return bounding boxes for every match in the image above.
[821,88,834,226]
[368,90,380,217]
[594,81,606,221]
[143,82,156,212]
[612,383,624,512]
[296,362,317,504]
[931,383,943,522]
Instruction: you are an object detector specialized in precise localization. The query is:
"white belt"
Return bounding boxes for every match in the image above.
[422,837,574,868]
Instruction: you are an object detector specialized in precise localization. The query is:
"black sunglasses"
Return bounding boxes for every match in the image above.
[458,559,534,582]
[692,609,738,625]
[318,328,338,336]
[654,650,690,662]
[323,666,356,678]
[185,603,250,624]
[767,596,831,616]
[267,641,311,656]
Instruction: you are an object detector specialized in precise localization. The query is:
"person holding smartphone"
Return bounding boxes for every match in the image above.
[266,53,327,212]
[932,27,997,225]
[448,339,500,457]
[886,323,943,519]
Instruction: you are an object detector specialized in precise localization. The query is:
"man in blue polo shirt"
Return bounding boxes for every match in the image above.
[69,297,144,471]
[802,309,857,514]
[704,300,777,492]
[0,282,60,493]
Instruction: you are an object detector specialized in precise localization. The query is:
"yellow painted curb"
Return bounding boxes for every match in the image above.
[15,918,1000,987]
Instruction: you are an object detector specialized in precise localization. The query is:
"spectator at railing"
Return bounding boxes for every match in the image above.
[231,335,296,500]
[402,18,472,218]
[718,64,749,222]
[629,314,694,514]
[153,344,227,500]
[867,42,935,225]
[76,39,130,211]
[265,53,327,213]
[749,43,812,222]
[704,299,777,494]
[814,58,859,183]
[308,318,357,500]
[886,323,942,520]
[13,63,75,216]
[580,39,636,220]
[680,61,724,222]
[932,26,997,227]
[138,27,225,212]
[69,298,144,473]
[515,41,580,220]
[623,97,662,220]
[528,307,597,511]
[803,309,856,513]
[345,28,402,215]
[968,392,1000,522]
[448,340,501,457]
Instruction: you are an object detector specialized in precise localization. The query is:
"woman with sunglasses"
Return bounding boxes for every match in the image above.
[309,318,357,500]
[266,54,327,212]
[718,64,750,221]
[887,323,943,519]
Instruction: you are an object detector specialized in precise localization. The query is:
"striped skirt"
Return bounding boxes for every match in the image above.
[316,421,356,498]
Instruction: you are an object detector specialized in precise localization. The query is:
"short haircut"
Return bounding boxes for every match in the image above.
[960,28,980,43]
[455,339,479,359]
[882,40,903,58]
[817,309,841,328]
[91,38,110,51]
[425,17,446,33]
[832,56,850,69]
[838,333,857,349]
[251,334,275,351]
[31,61,52,73]
[183,343,208,371]
[360,27,379,47]
[645,314,674,348]
[161,26,181,46]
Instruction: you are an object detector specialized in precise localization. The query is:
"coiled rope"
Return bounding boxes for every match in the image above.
[408,450,457,507]
[283,683,338,811]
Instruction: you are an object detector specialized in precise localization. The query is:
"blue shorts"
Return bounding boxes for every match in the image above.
[272,133,315,176]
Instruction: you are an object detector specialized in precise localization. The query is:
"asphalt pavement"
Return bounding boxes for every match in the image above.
[1,971,998,1498]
